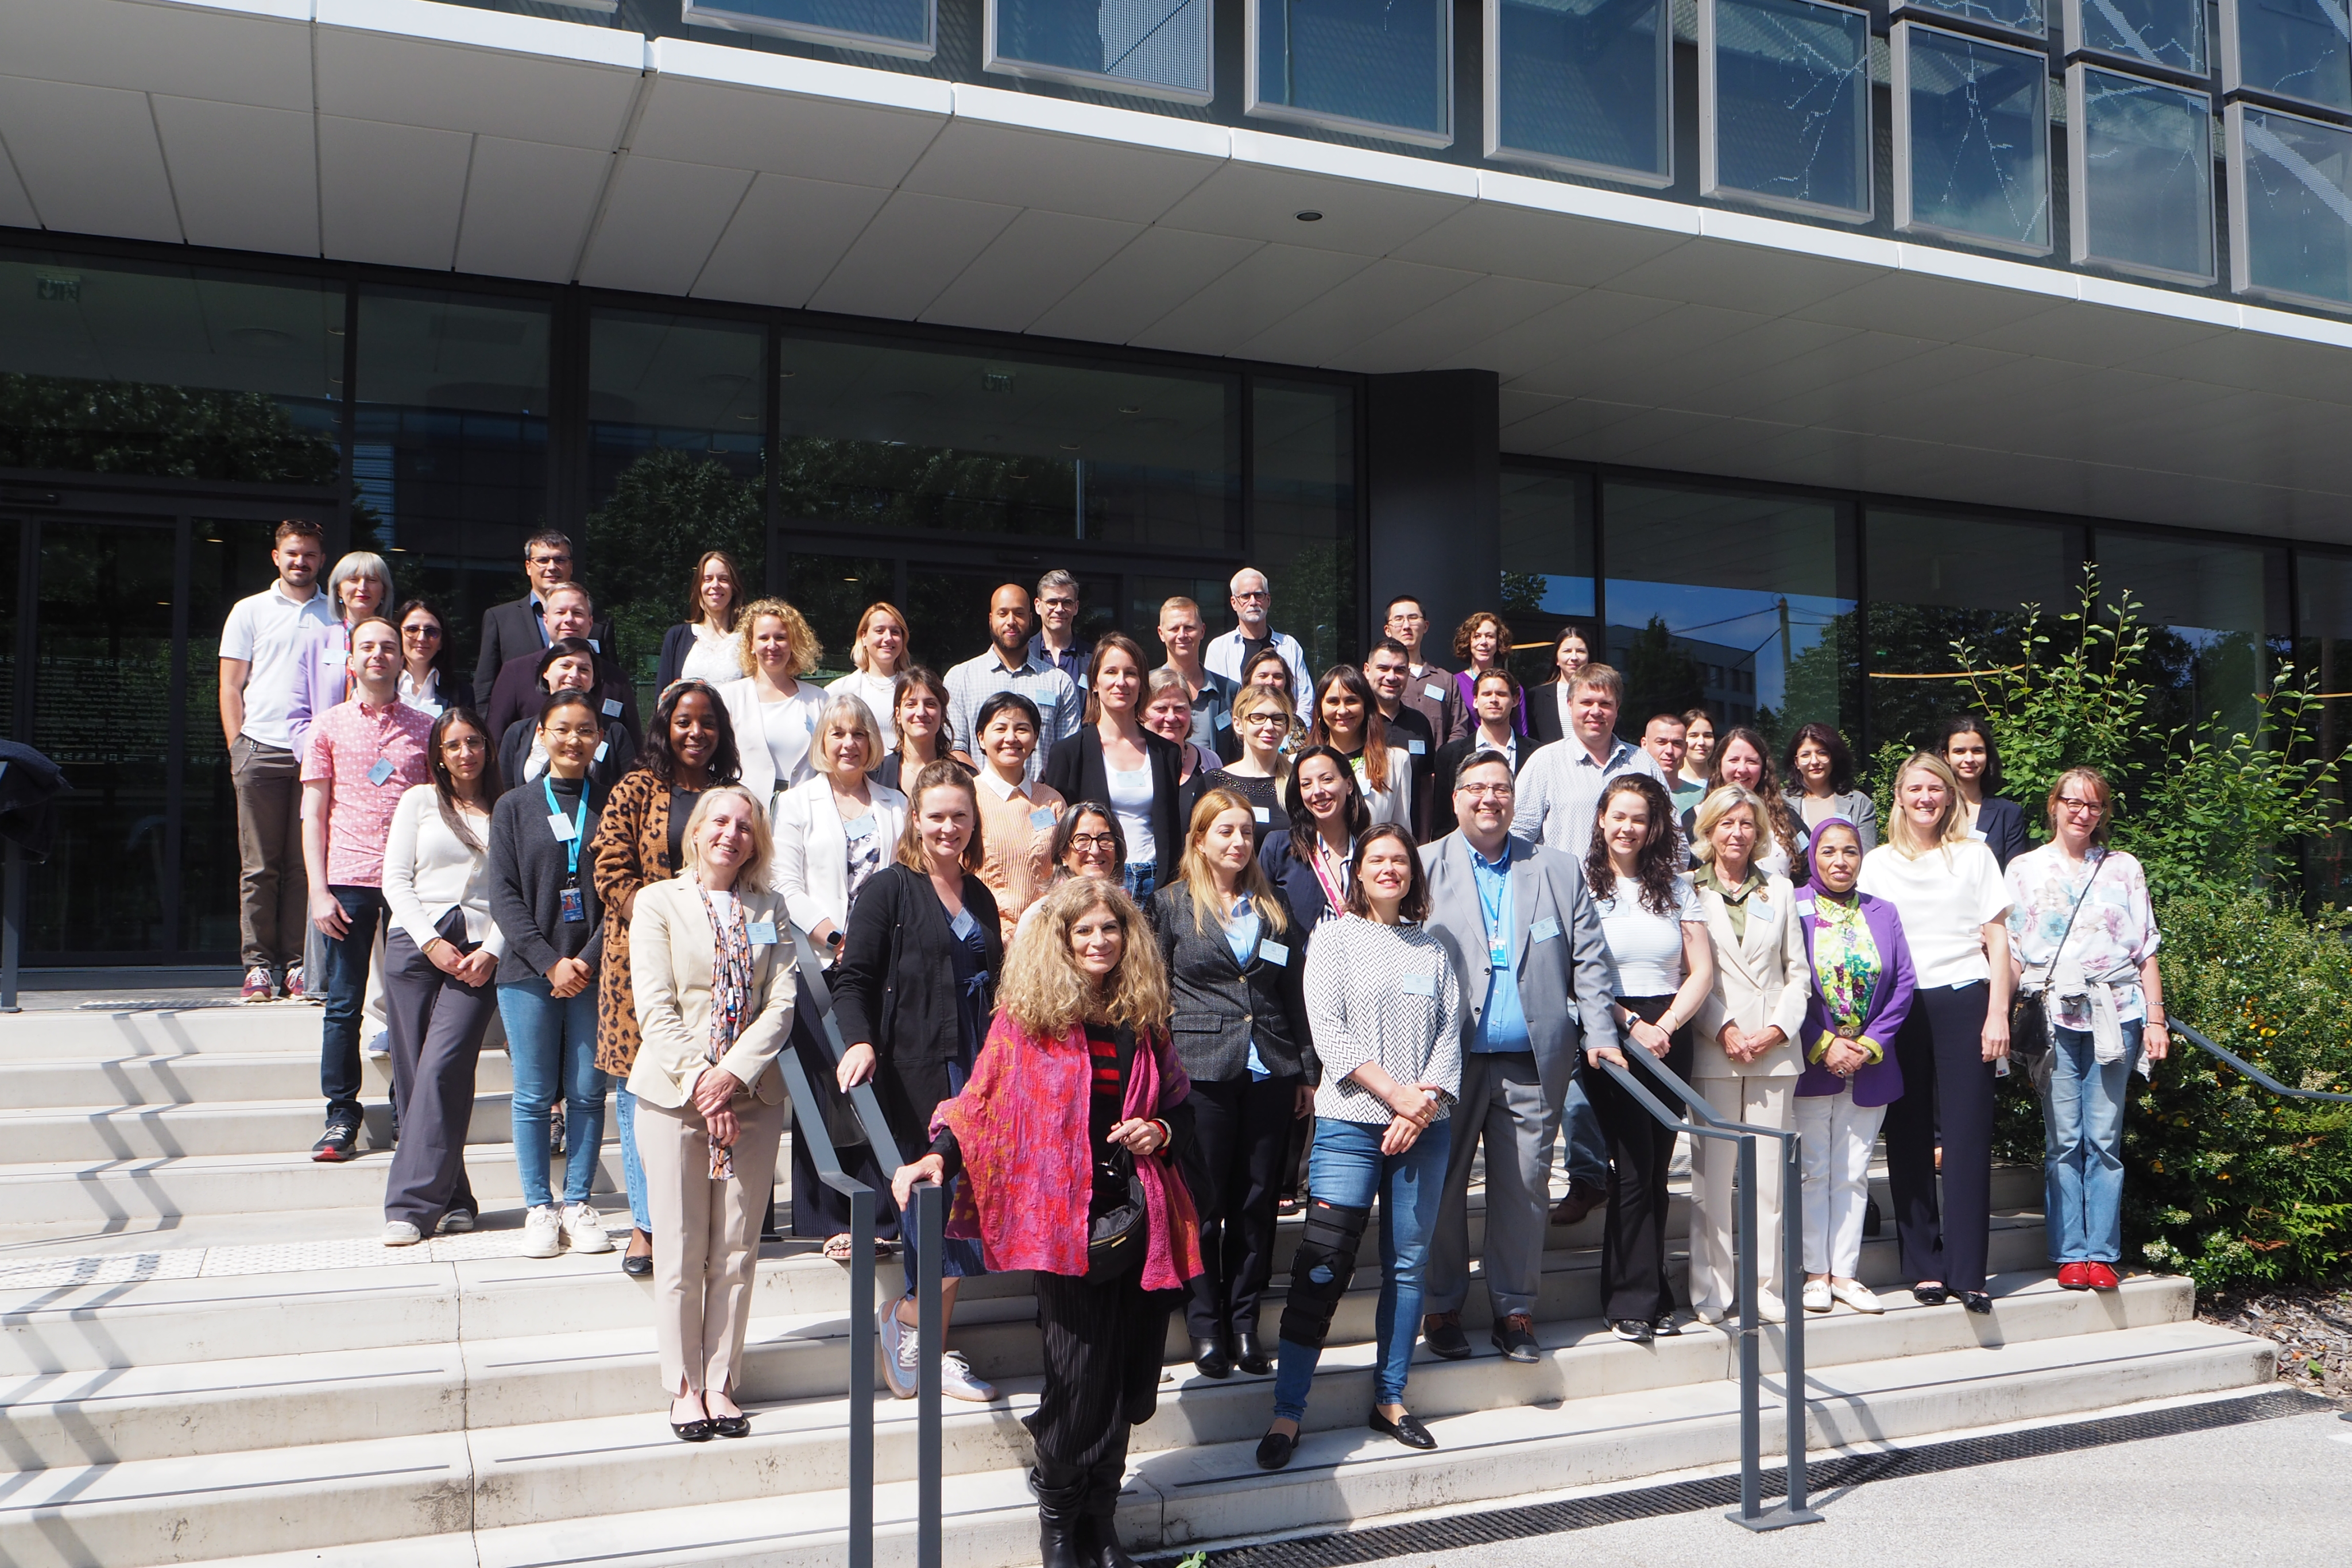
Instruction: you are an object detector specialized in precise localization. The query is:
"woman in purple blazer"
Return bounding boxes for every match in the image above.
[1792,816,1916,1317]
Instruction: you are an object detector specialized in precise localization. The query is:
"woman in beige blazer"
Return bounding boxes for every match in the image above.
[629,784,797,1443]
[1689,784,1811,1325]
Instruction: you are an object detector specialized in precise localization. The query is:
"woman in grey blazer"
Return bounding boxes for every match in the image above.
[1150,788,1316,1380]
[1783,723,1878,852]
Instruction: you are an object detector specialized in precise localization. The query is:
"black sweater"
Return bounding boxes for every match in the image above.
[834,862,1003,1149]
[488,773,605,986]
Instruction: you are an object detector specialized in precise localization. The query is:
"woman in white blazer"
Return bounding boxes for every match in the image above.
[769,692,908,1255]
[720,598,828,808]
[1688,784,1811,1325]
[628,784,798,1444]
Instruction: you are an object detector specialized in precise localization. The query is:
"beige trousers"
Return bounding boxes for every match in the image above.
[1688,1076,1794,1314]
[636,1090,788,1397]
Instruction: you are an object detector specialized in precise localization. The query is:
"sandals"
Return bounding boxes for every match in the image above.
[823,1233,856,1263]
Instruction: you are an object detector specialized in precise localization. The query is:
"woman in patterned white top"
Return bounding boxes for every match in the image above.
[2005,766,2167,1294]
[1257,823,1461,1470]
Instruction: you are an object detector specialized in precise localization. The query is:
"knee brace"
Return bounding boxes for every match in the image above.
[1278,1197,1370,1350]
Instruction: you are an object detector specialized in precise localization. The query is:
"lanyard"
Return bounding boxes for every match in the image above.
[543,775,587,880]
[1474,851,1510,952]
[1309,834,1351,917]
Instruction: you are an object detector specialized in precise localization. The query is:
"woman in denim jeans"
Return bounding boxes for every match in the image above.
[2005,766,2169,1293]
[1256,823,1461,1470]
[488,690,613,1260]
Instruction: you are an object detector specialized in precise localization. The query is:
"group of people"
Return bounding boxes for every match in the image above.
[220,535,2168,1568]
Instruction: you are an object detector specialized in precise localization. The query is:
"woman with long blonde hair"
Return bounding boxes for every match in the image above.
[1858,752,2014,1315]
[827,600,912,753]
[894,877,1200,1568]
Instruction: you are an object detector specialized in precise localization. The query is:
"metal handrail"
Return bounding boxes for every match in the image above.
[2169,1018,2352,1105]
[1598,1039,1821,1533]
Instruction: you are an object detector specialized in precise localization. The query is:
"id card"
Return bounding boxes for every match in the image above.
[1215,711,1232,730]
[1408,739,1426,756]
[1260,940,1291,967]
[1530,917,1561,944]
[367,757,395,787]
[601,698,624,719]
[1401,969,1438,998]
[747,920,777,946]
[559,885,586,924]
[1794,895,1816,917]
[547,811,579,842]
[845,815,876,839]
[594,741,609,762]
[1029,807,1058,830]
[1253,806,1270,824]
[1967,827,1988,842]
[1423,683,1446,701]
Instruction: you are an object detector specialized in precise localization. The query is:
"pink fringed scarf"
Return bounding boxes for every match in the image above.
[932,1009,1203,1291]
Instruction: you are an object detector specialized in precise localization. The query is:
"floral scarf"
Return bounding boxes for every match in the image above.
[698,885,755,1180]
[1804,816,1881,1038]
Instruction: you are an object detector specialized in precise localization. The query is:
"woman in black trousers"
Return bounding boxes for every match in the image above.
[1045,633,1184,900]
[1857,752,2016,1314]
[1938,714,2030,869]
[1151,788,1316,1379]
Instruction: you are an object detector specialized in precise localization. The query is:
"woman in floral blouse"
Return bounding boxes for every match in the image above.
[2004,766,2168,1294]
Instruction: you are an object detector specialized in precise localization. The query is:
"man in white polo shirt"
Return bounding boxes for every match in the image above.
[219,520,335,1002]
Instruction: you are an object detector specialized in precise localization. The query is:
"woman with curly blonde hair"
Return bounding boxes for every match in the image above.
[895,876,1200,1568]
[719,598,827,808]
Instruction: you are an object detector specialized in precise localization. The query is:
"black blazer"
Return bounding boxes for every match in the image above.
[485,652,641,753]
[1526,681,1570,746]
[834,862,1003,1153]
[1150,881,1316,1086]
[1425,733,1532,839]
[474,596,615,699]
[1043,727,1185,885]
[493,715,637,812]
[1259,831,1339,934]
[1974,794,2031,870]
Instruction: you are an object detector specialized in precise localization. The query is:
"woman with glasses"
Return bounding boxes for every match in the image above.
[392,599,470,719]
[1204,685,1295,851]
[1013,803,1128,949]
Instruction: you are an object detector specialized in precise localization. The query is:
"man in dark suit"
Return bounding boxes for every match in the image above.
[473,530,614,696]
[1418,750,1622,1363]
[1384,594,1463,742]
[1363,638,1436,835]
[482,584,640,750]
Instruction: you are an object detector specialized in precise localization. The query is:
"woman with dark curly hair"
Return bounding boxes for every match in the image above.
[1582,773,1715,1342]
[1449,610,1526,737]
[1783,721,1878,850]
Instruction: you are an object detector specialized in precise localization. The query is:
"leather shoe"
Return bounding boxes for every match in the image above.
[1254,1428,1296,1470]
[1038,1520,1084,1568]
[1422,1310,1472,1360]
[1610,1318,1654,1343]
[2083,1262,2121,1291]
[1550,1180,1605,1226]
[2057,1262,2092,1290]
[1190,1335,1232,1379]
[671,1418,713,1442]
[1912,1282,1952,1305]
[1234,1330,1273,1376]
[1085,1515,1140,1568]
[709,1411,750,1438]
[1490,1312,1540,1363]
[1962,1290,1994,1315]
[1370,1407,1437,1449]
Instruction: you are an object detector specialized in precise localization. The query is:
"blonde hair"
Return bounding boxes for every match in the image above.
[850,601,909,674]
[1889,751,1968,859]
[1690,784,1767,865]
[1179,789,1290,939]
[998,879,1171,1039]
[896,759,984,874]
[328,552,396,617]
[736,598,823,680]
[815,694,881,776]
[1228,683,1295,785]
[680,785,774,891]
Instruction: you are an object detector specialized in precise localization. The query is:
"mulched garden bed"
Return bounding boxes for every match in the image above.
[2201,1277,2352,1400]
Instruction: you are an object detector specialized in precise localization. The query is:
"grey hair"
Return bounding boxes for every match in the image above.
[1692,783,1769,864]
[327,552,395,613]
[1036,567,1079,599]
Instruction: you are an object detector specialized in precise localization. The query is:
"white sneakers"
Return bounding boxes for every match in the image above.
[381,1221,422,1247]
[875,1301,998,1403]
[521,1205,564,1258]
[938,1350,996,1404]
[563,1203,613,1254]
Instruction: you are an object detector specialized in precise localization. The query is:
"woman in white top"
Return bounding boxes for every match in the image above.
[721,598,829,807]
[377,706,506,1246]
[1583,774,1715,1341]
[875,667,952,794]
[656,551,748,690]
[1856,752,2014,1315]
[1044,634,1184,901]
[772,693,908,1258]
[1309,664,1413,829]
[1678,708,1715,796]
[1686,784,1809,1325]
[826,601,911,756]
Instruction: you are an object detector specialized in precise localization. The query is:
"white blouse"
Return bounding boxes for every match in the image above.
[1857,839,2011,989]
[679,622,745,686]
[1593,872,1705,996]
[1352,746,1415,829]
[380,784,506,956]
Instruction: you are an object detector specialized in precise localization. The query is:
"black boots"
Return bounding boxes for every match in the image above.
[1036,1468,1088,1568]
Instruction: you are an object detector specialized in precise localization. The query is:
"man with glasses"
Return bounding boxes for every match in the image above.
[1418,752,1623,1361]
[474,531,613,697]
[1027,568,1090,687]
[1384,594,1464,744]
[1364,637,1437,834]
[1203,567,1312,714]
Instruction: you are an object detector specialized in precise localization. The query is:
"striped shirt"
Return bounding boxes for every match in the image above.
[943,651,1081,783]
[1509,736,1668,860]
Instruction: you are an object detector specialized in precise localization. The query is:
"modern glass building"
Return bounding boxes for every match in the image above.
[5,0,2352,974]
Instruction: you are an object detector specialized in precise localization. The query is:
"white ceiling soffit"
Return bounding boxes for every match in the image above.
[6,0,2352,540]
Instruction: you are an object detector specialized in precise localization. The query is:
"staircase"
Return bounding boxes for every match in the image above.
[0,999,2278,1567]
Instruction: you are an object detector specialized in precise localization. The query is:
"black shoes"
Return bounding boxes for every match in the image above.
[709,1410,751,1438]
[671,1418,712,1442]
[1370,1408,1437,1450]
[1962,1291,1994,1315]
[1039,1520,1084,1568]
[1491,1313,1541,1362]
[311,1116,359,1163]
[1422,1310,1472,1360]
[1255,1428,1296,1470]
[1651,1315,1682,1338]
[622,1230,654,1278]
[1191,1335,1232,1379]
[1913,1282,1953,1305]
[1233,1330,1273,1376]
[1086,1516,1140,1568]
[1610,1318,1654,1343]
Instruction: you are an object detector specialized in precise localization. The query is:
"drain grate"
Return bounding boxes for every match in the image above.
[1143,1389,2333,1566]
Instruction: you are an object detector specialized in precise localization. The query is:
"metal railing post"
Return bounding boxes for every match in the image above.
[1735,1129,1762,1523]
[2,839,22,1013]
[847,1180,876,1568]
[916,1179,945,1568]
[1782,1129,1810,1517]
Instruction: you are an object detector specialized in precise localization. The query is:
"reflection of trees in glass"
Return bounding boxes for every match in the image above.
[776,436,1079,535]
[1622,615,1704,735]
[1271,539,1355,676]
[1762,608,1858,750]
[586,450,765,679]
[1499,570,1546,619]
[0,373,338,485]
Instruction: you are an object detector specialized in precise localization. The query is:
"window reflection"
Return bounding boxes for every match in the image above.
[1252,380,1357,676]
[989,0,1213,100]
[1893,0,2046,38]
[2098,531,2289,741]
[2064,0,2206,75]
[1488,0,1671,183]
[2293,551,2352,904]
[1251,0,1452,145]
[1893,22,2053,254]
[2228,104,2352,309]
[2222,0,2352,115]
[183,518,290,955]
[1701,0,1873,219]
[678,0,935,56]
[1500,470,1597,691]
[2068,67,2215,284]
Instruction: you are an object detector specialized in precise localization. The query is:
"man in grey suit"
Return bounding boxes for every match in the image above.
[1419,750,1623,1362]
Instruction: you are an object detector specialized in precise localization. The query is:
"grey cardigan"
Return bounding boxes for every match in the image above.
[1785,788,1878,851]
[1150,881,1318,1086]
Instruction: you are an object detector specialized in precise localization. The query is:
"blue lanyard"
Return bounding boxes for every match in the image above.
[1474,850,1510,954]
[543,775,587,880]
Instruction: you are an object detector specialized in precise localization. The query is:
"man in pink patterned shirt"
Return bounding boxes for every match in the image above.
[301,615,434,1162]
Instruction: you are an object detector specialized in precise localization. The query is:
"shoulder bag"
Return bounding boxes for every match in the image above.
[1086,1025,1151,1281]
[2009,853,2105,1074]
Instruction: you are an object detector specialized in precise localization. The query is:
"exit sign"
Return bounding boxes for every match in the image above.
[37,274,80,302]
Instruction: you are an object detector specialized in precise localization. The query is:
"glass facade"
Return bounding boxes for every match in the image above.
[988,0,1214,100]
[2229,104,2352,311]
[1893,22,2053,255]
[677,0,936,57]
[1894,0,2047,38]
[2099,531,2290,740]
[1498,470,1596,691]
[2221,0,2352,115]
[1250,0,1452,146]
[1487,0,1672,184]
[2063,0,2206,75]
[1700,0,1873,220]
[2067,67,2216,285]
[1253,380,1358,677]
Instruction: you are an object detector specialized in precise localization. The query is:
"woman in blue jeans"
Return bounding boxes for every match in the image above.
[488,690,613,1260]
[2004,766,2169,1292]
[1257,823,1461,1470]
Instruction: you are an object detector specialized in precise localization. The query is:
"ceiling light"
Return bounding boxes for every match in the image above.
[1118,404,1143,414]
[1295,210,1322,222]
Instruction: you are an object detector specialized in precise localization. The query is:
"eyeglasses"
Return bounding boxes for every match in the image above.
[1233,589,1268,601]
[1040,596,1078,610]
[1457,784,1514,800]
[403,624,442,639]
[2056,797,2105,815]
[1069,833,1117,850]
[528,554,571,568]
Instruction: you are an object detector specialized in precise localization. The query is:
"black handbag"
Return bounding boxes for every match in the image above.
[2009,854,2105,1071]
[1086,1147,1150,1281]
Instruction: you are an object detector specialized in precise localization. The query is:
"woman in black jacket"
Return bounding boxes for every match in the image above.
[1938,715,2030,869]
[835,758,1004,1407]
[1151,789,1317,1380]
[1045,633,1184,899]
[494,638,637,808]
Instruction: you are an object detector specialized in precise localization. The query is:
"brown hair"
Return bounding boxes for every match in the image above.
[896,759,985,874]
[1707,724,1805,856]
[1566,661,1624,707]
[1345,823,1430,923]
[996,878,1171,1039]
[273,518,324,547]
[2044,766,2114,847]
[1083,633,1151,725]
[686,551,744,634]
[1584,773,1682,917]
[1452,610,1513,667]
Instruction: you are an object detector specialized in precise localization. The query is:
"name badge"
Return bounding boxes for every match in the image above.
[367,757,395,786]
[1028,807,1058,830]
[601,698,624,719]
[1967,827,1988,842]
[320,644,343,665]
[1260,940,1291,967]
[1753,894,1771,915]
[1490,940,1510,968]
[548,812,579,841]
[845,815,876,839]
[1253,806,1271,824]
[1530,917,1561,944]
[559,886,587,924]
[746,920,777,946]
[1215,711,1232,730]
[594,741,610,763]
[1794,895,1816,917]
[1400,969,1438,998]
[1423,683,1445,701]
[1409,739,1426,756]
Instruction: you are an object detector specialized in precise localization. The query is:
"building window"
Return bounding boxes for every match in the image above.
[2220,0,2352,116]
[1249,0,1453,148]
[2228,103,2352,311]
[1252,379,1358,676]
[1893,21,2054,255]
[1499,469,1597,691]
[2294,549,2352,903]
[2097,529,2289,741]
[987,0,1214,102]
[2061,0,2204,76]
[678,0,936,58]
[1700,0,1874,221]
[1892,0,2047,40]
[1600,482,1856,747]
[1486,0,1671,185]
[2066,67,2216,285]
